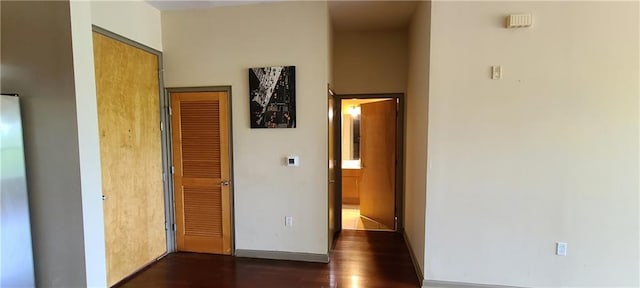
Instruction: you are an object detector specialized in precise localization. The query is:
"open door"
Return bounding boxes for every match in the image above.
[171,91,232,254]
[359,100,396,230]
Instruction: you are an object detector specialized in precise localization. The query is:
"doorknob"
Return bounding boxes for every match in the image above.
[221,180,230,186]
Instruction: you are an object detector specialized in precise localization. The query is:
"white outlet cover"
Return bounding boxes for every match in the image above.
[556,242,567,256]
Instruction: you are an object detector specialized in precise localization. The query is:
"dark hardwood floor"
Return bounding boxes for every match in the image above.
[117,230,420,288]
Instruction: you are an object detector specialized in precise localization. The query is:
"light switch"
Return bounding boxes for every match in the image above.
[491,65,502,80]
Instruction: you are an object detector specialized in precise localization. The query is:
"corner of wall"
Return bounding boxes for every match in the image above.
[1,1,95,286]
[404,0,432,279]
[69,1,108,287]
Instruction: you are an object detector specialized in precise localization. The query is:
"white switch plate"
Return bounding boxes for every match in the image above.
[285,216,293,227]
[491,65,502,80]
[556,242,567,256]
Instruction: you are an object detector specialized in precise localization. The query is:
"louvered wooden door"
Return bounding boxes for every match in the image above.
[171,91,231,254]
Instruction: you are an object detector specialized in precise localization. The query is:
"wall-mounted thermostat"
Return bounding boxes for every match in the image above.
[286,156,300,167]
[507,14,533,28]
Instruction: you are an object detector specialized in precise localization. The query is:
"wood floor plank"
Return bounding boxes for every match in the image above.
[116,230,420,288]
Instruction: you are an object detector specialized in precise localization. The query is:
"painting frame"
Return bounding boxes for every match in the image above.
[249,66,296,128]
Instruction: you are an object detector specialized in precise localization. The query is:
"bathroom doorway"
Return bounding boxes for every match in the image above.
[336,94,404,232]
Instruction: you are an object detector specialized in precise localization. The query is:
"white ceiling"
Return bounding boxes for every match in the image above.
[147,0,419,32]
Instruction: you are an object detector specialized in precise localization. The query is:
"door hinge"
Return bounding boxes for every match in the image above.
[171,166,175,174]
[168,106,173,116]
[162,172,166,182]
[160,121,164,132]
[172,223,176,231]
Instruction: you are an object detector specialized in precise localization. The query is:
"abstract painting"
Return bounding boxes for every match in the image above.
[249,66,296,128]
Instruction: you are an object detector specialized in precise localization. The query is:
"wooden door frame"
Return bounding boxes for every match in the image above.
[327,87,339,250]
[333,93,405,236]
[91,25,176,258]
[165,86,235,255]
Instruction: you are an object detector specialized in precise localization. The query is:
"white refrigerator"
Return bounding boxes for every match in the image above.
[0,94,35,287]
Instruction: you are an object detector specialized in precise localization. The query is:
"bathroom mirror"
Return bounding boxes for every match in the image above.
[342,105,361,162]
[341,98,393,169]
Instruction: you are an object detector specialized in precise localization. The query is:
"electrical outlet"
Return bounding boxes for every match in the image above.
[285,216,293,227]
[556,242,567,256]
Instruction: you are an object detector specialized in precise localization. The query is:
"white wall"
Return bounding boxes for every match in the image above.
[333,29,407,94]
[404,0,430,280]
[90,0,163,51]
[426,1,639,287]
[1,2,88,287]
[162,1,330,255]
[69,1,108,287]
[328,11,334,88]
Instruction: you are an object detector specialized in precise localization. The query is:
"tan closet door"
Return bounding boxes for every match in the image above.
[171,91,231,254]
[93,32,166,286]
[359,100,396,230]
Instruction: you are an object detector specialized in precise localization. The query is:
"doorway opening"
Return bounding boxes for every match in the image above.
[332,94,404,235]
